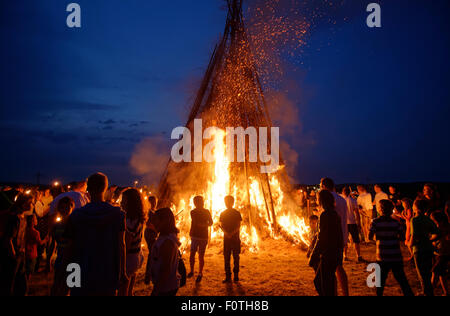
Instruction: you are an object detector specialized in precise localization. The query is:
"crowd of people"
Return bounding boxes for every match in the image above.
[306,180,449,296]
[0,173,449,296]
[0,172,243,296]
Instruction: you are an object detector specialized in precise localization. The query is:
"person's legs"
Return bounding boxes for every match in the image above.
[354,243,362,259]
[336,265,349,296]
[144,231,155,284]
[321,259,337,296]
[189,239,198,276]
[128,274,136,296]
[391,262,414,296]
[223,241,232,281]
[35,243,45,272]
[232,246,240,281]
[198,240,207,276]
[348,224,362,259]
[439,276,448,296]
[45,237,55,272]
[376,262,391,297]
[118,276,131,296]
[13,258,27,296]
[365,215,372,241]
[360,215,369,242]
[51,257,69,296]
[144,252,152,284]
[144,239,155,285]
[421,254,434,297]
[313,260,324,295]
[432,255,449,296]
[25,258,36,280]
[0,255,16,296]
[414,252,434,296]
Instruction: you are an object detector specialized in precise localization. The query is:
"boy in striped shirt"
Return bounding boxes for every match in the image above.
[369,200,414,296]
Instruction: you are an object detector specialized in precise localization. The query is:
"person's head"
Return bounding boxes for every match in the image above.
[401,198,413,211]
[423,183,435,199]
[193,196,205,209]
[389,185,397,195]
[318,190,335,211]
[320,178,335,191]
[430,211,448,227]
[44,189,51,197]
[357,185,367,194]
[153,208,179,235]
[26,214,37,228]
[87,173,108,200]
[413,199,428,216]
[374,184,382,194]
[11,194,34,215]
[57,197,75,217]
[148,196,158,211]
[379,200,394,217]
[224,196,235,209]
[309,215,318,227]
[121,188,145,223]
[72,180,87,193]
[341,186,351,197]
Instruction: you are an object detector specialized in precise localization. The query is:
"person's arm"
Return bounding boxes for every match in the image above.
[368,220,376,241]
[208,218,213,227]
[429,221,440,243]
[118,230,128,283]
[6,238,16,258]
[229,225,241,237]
[219,215,227,237]
[61,217,74,266]
[152,239,176,295]
[398,222,406,242]
[312,213,328,256]
[35,230,48,246]
[230,214,242,237]
[407,219,415,247]
[221,226,231,239]
[7,218,19,258]
[207,212,213,227]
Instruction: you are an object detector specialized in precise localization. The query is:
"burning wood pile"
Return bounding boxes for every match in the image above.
[158,0,311,252]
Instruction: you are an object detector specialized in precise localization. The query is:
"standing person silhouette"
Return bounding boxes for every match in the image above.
[187,196,213,283]
[320,178,349,296]
[310,190,343,296]
[219,196,242,283]
[63,173,127,296]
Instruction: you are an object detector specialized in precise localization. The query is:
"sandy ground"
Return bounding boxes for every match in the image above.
[28,238,442,296]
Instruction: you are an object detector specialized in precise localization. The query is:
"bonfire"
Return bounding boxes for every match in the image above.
[158,0,311,253]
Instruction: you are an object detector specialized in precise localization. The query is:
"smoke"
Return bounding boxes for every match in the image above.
[129,136,170,186]
[265,80,317,184]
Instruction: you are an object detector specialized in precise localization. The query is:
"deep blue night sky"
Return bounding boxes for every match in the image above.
[1,0,449,186]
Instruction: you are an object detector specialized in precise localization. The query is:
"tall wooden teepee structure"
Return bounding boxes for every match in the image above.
[158,0,291,230]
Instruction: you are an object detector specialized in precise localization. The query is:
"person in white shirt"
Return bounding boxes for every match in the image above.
[373,185,389,217]
[357,185,372,243]
[41,189,53,214]
[341,187,364,263]
[320,178,349,296]
[34,191,45,217]
[49,181,89,215]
